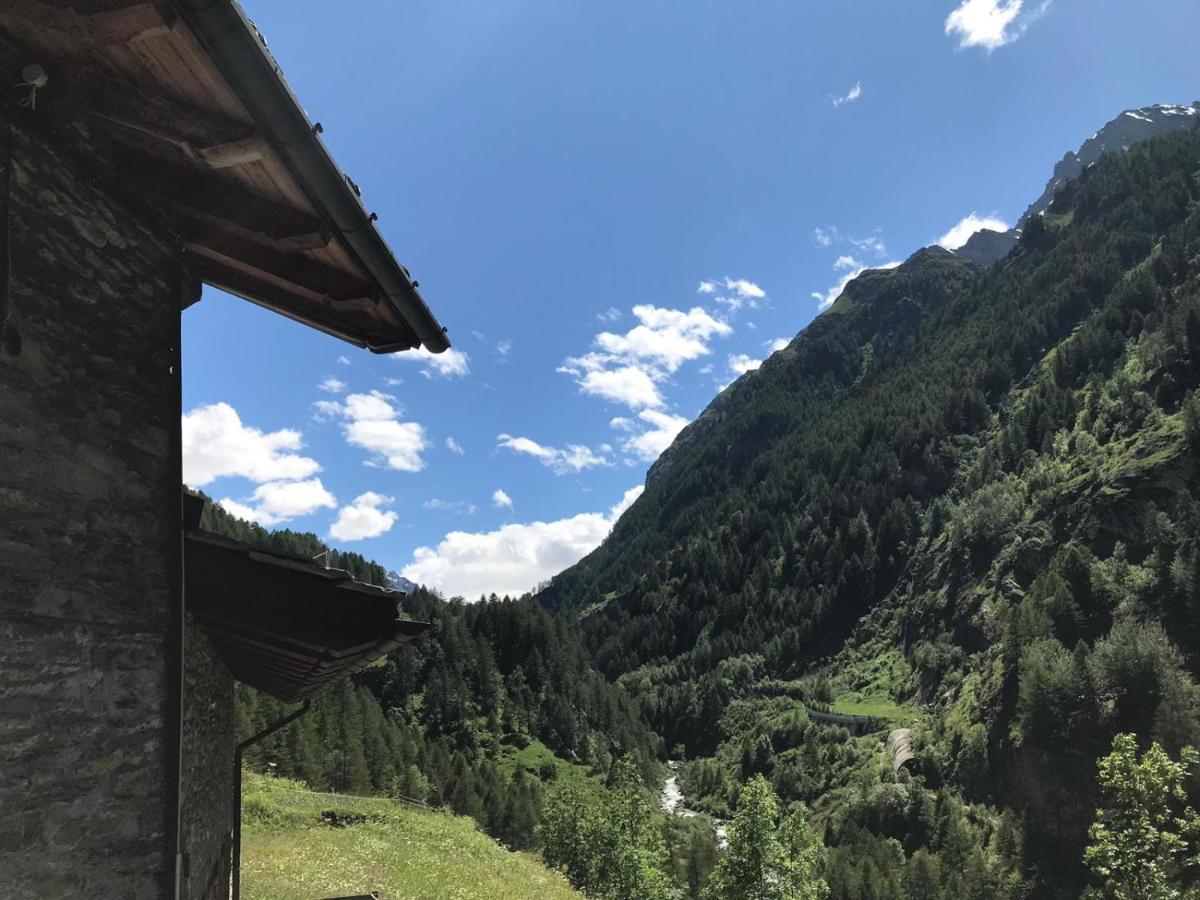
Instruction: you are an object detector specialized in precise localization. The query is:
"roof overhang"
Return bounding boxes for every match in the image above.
[0,0,450,354]
[185,530,431,702]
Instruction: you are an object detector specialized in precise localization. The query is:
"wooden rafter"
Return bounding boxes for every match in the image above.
[44,59,258,160]
[0,0,437,353]
[185,254,417,351]
[182,228,377,307]
[121,156,330,253]
[88,3,176,47]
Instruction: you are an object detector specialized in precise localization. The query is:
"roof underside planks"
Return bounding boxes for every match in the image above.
[185,531,431,702]
[0,0,450,354]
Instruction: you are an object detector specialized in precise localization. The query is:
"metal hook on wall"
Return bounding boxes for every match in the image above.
[14,63,48,112]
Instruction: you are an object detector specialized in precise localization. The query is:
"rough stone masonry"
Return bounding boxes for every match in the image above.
[0,107,179,898]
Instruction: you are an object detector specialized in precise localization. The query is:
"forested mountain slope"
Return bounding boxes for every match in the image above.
[192,496,661,852]
[538,125,1200,897]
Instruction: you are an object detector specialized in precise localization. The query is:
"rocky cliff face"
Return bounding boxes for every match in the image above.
[1019,102,1199,226]
[947,103,1200,269]
[953,228,1020,266]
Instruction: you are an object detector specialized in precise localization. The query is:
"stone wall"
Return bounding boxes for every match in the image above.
[0,109,180,897]
[180,627,236,900]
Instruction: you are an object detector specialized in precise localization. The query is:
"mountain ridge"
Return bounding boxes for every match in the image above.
[536,114,1200,898]
[642,100,1200,496]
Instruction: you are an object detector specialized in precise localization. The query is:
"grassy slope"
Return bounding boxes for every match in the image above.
[241,773,582,900]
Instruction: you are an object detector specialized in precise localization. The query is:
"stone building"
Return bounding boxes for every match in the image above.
[0,2,450,897]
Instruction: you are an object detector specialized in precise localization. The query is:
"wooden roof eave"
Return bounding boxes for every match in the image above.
[0,0,451,355]
[184,529,433,702]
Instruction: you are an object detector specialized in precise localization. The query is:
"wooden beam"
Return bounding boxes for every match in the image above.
[121,155,330,253]
[184,252,414,351]
[195,134,268,169]
[38,59,258,160]
[168,201,329,254]
[88,4,175,46]
[181,226,378,307]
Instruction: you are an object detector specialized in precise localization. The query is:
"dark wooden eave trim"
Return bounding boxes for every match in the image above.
[186,254,416,350]
[121,155,330,253]
[0,0,449,353]
[182,232,376,306]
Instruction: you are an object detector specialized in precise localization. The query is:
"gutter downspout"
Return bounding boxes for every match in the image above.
[171,0,450,354]
[231,699,311,900]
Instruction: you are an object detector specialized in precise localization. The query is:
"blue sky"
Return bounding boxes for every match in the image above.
[183,0,1200,598]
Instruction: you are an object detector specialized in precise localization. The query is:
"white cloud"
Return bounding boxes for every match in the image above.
[595,305,733,372]
[936,211,1010,250]
[812,260,902,311]
[492,488,513,509]
[423,498,478,515]
[565,362,665,409]
[346,419,428,472]
[697,280,717,294]
[850,235,888,257]
[706,277,767,312]
[728,353,763,376]
[318,376,347,393]
[609,416,635,431]
[182,402,320,487]
[445,436,465,455]
[766,337,790,352]
[317,390,429,472]
[622,409,689,461]
[392,346,470,379]
[311,400,342,421]
[342,391,395,421]
[834,255,861,270]
[496,339,513,356]
[561,303,734,410]
[722,278,766,300]
[401,486,643,598]
[337,355,350,366]
[596,307,622,323]
[497,434,611,475]
[831,81,863,107]
[218,477,336,526]
[815,227,887,258]
[329,491,397,541]
[945,0,1047,51]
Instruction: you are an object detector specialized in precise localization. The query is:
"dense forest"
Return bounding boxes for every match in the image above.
[210,120,1200,900]
[538,126,1200,898]
[194,496,661,853]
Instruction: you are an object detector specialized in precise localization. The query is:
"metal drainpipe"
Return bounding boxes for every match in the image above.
[231,699,311,900]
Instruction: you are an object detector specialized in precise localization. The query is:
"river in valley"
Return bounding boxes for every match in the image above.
[659,761,728,848]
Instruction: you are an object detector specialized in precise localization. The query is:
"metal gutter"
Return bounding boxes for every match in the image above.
[231,700,311,900]
[172,0,450,354]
